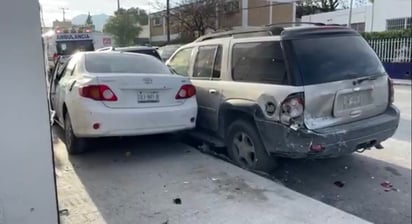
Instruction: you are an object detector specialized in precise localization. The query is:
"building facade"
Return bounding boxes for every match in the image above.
[150,0,296,43]
[302,0,411,32]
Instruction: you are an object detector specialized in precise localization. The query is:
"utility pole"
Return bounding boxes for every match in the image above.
[166,0,170,42]
[348,0,354,27]
[117,0,120,10]
[60,7,68,22]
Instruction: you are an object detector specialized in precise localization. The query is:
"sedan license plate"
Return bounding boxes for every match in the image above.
[138,92,159,103]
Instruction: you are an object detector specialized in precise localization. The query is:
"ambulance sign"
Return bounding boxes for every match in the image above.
[56,33,92,41]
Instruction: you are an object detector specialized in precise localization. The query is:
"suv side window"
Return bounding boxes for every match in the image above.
[193,45,222,79]
[168,47,193,76]
[231,41,286,84]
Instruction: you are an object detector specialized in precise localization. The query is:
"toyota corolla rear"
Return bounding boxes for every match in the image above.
[70,52,197,137]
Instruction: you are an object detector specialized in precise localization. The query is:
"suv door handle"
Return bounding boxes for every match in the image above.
[209,89,217,94]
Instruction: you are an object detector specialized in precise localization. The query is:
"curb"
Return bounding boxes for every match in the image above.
[393,80,411,86]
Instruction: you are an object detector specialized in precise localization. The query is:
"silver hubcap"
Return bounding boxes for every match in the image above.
[232,132,256,167]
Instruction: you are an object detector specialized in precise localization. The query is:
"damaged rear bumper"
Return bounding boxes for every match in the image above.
[256,106,400,159]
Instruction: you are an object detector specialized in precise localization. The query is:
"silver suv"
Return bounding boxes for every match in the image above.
[166,24,400,172]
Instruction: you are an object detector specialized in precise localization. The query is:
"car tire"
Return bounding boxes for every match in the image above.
[226,120,278,172]
[64,112,87,154]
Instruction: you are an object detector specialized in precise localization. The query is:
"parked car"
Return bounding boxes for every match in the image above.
[50,52,197,154]
[96,46,162,60]
[158,44,182,61]
[166,24,400,172]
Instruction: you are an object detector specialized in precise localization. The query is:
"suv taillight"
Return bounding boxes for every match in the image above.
[280,93,305,125]
[388,78,394,105]
[79,85,118,101]
[175,84,196,99]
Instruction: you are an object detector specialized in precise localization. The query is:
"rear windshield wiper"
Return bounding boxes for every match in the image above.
[355,75,380,84]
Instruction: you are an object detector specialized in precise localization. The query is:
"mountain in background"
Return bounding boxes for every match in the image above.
[72,14,110,31]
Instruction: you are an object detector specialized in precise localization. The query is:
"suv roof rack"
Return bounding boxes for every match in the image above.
[194,22,329,42]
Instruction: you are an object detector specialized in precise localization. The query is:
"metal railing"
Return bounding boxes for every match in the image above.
[367,38,412,63]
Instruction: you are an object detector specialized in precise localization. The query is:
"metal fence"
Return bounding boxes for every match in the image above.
[367,38,412,63]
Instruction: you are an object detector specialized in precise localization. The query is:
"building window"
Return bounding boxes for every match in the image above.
[223,0,240,14]
[386,17,412,30]
[153,17,162,26]
[351,23,365,32]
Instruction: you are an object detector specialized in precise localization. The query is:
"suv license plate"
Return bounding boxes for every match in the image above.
[138,92,159,103]
[342,92,370,109]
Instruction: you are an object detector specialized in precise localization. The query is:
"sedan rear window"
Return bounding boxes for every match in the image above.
[291,35,385,85]
[85,53,172,74]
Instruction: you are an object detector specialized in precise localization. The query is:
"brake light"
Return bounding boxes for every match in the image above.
[388,78,394,105]
[175,84,196,99]
[79,85,118,101]
[280,93,304,125]
[53,53,58,61]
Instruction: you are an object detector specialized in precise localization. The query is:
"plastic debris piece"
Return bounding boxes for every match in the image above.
[334,181,345,188]
[125,151,131,157]
[173,198,182,205]
[59,209,69,216]
[344,166,349,170]
[380,181,393,188]
[183,181,190,184]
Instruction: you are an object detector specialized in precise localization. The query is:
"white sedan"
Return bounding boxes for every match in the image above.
[50,52,197,154]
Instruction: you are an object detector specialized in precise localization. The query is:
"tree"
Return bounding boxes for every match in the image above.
[296,0,368,17]
[85,12,93,25]
[103,8,146,47]
[154,0,222,41]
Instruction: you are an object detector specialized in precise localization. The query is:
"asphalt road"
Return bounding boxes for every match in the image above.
[270,85,411,224]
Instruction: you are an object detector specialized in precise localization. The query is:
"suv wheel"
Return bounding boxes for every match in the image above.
[227,120,277,172]
[64,112,87,154]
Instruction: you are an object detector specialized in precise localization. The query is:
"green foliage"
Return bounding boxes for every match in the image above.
[103,8,147,47]
[361,29,412,40]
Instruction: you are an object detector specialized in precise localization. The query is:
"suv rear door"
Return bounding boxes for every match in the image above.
[288,33,389,130]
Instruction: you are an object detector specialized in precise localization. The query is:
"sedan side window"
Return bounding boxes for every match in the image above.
[167,47,193,76]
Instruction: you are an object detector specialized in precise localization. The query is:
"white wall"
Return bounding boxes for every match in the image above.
[372,0,412,31]
[302,0,411,32]
[302,6,372,30]
[140,25,150,39]
[0,0,58,223]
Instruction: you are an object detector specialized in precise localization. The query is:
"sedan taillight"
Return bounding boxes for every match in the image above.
[79,85,118,101]
[176,84,196,99]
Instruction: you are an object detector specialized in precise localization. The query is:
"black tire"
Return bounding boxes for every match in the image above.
[226,120,278,172]
[64,112,87,154]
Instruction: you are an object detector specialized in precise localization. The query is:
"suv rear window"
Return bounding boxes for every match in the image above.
[85,53,171,74]
[291,35,385,85]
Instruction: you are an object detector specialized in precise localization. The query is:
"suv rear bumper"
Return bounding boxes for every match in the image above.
[256,105,400,159]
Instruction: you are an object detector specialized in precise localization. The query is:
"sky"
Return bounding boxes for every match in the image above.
[39,0,161,26]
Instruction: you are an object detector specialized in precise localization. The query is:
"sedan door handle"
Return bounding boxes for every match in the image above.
[209,89,217,94]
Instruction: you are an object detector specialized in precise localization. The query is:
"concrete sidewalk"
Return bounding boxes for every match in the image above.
[54,136,370,224]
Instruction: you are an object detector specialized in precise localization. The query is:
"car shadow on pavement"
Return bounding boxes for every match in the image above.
[271,154,411,224]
